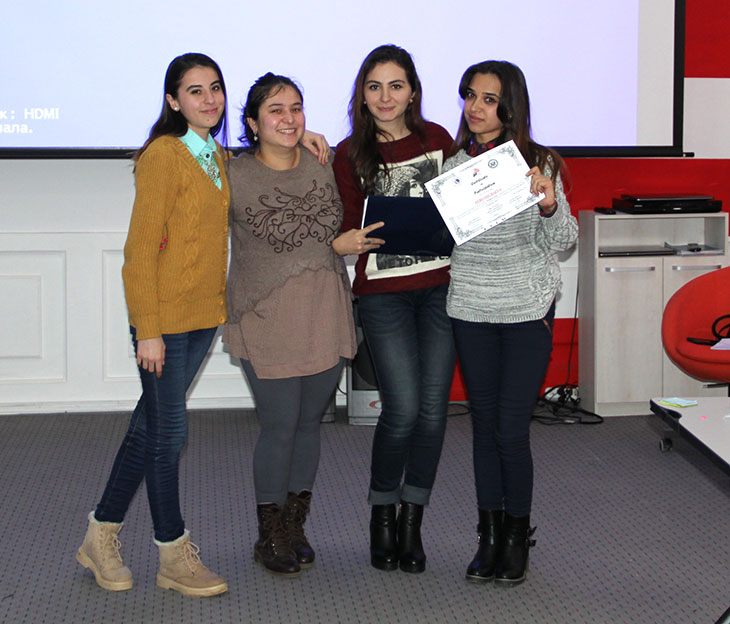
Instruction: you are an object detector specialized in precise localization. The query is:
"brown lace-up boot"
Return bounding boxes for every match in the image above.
[254,504,301,577]
[281,491,315,567]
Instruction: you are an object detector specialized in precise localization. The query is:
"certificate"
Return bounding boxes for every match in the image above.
[424,140,544,246]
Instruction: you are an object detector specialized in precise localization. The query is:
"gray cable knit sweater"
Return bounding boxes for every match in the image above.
[443,149,578,324]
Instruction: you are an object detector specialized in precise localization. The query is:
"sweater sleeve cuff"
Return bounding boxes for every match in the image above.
[131,315,161,341]
[539,202,558,218]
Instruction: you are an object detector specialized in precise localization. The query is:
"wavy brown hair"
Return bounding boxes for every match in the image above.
[346,44,430,195]
[451,60,564,182]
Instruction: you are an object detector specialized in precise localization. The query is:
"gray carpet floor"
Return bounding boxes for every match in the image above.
[1,406,729,624]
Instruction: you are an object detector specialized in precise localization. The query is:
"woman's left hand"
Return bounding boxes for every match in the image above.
[526,166,556,210]
[301,130,331,164]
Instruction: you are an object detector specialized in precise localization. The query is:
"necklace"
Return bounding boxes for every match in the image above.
[197,151,220,184]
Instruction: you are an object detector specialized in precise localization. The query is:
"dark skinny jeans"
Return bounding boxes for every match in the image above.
[451,302,554,517]
[358,284,456,506]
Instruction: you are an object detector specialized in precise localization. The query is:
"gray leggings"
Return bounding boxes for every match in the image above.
[241,358,344,506]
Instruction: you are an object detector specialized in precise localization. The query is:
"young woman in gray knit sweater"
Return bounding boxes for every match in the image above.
[443,60,578,586]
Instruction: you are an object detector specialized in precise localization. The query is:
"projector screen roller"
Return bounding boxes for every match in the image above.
[0,0,681,156]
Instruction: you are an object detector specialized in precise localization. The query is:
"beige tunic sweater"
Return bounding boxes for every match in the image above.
[223,149,356,379]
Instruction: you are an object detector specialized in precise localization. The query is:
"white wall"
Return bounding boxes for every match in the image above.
[0,160,253,414]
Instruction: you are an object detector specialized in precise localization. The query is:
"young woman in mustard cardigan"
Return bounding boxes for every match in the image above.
[75,52,232,598]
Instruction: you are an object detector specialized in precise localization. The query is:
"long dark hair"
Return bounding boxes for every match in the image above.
[346,44,428,195]
[239,72,304,151]
[135,53,228,162]
[451,60,564,182]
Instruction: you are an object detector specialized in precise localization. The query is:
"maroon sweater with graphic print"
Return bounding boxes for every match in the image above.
[333,122,453,296]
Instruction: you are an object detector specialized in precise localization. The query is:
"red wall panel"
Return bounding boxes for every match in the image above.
[564,158,730,215]
[685,0,730,78]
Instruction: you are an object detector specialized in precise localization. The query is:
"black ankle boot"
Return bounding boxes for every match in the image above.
[465,509,504,583]
[397,502,426,574]
[494,513,536,586]
[370,504,398,571]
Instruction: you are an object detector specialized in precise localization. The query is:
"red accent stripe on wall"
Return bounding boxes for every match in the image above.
[564,158,730,216]
[685,0,730,78]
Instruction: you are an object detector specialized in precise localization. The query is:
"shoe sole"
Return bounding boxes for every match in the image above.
[253,553,302,578]
[494,569,528,587]
[370,556,398,572]
[494,562,529,586]
[465,572,494,583]
[76,549,133,591]
[494,576,527,587]
[156,574,228,597]
[398,561,426,574]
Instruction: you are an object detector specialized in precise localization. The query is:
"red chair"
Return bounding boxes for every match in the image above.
[660,266,730,624]
[662,266,730,383]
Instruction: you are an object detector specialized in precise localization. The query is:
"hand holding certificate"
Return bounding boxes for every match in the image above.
[425,140,545,246]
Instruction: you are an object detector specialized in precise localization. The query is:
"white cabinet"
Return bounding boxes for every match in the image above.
[578,211,728,416]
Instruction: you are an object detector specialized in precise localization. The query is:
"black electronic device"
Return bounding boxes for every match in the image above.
[598,245,676,257]
[612,193,722,214]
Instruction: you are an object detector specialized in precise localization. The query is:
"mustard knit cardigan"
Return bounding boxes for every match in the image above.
[122,135,230,340]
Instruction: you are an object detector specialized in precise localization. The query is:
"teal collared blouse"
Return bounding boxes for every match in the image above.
[179,128,222,189]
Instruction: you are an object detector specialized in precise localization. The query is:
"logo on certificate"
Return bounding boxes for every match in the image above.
[488,159,498,168]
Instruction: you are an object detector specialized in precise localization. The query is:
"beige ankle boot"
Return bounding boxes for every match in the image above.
[76,511,133,591]
[155,530,228,597]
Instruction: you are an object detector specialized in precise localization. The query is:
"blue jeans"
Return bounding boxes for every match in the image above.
[358,284,455,506]
[94,326,217,542]
[451,303,554,517]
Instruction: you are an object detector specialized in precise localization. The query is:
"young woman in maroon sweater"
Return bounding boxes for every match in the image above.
[333,44,455,574]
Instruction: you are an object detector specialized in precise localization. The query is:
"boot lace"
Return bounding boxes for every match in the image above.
[282,500,307,543]
[99,531,124,563]
[261,508,295,556]
[181,539,204,575]
[270,519,295,555]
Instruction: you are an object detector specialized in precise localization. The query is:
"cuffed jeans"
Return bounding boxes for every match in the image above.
[94,326,217,542]
[451,302,555,517]
[358,284,455,506]
[242,358,344,507]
